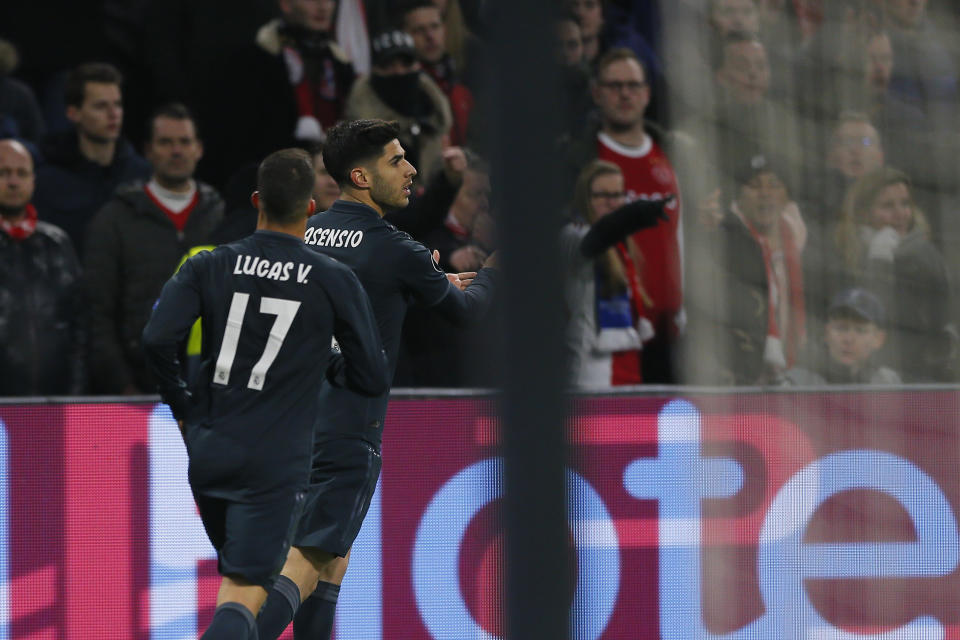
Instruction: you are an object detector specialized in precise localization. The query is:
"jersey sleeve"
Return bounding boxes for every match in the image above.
[141,255,205,420]
[396,237,454,306]
[428,266,498,326]
[324,262,390,396]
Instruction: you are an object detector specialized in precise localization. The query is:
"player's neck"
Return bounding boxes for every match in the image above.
[340,189,385,217]
[256,211,307,238]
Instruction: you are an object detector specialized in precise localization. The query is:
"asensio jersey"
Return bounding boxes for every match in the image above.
[303,199,497,447]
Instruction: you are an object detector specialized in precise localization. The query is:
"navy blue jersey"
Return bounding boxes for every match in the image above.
[303,200,497,445]
[142,230,388,496]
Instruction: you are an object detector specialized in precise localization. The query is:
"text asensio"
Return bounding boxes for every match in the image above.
[304,227,364,248]
[232,255,313,283]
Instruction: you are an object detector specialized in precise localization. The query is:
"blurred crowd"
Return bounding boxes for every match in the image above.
[2,0,960,394]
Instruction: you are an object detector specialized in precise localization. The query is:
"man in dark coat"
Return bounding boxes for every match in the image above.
[84,103,223,394]
[0,138,85,395]
[33,63,151,256]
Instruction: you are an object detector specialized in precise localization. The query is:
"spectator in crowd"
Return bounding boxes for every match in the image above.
[33,63,151,256]
[783,287,901,385]
[0,139,84,395]
[682,32,805,206]
[401,0,474,145]
[556,12,585,66]
[806,112,885,234]
[344,30,452,180]
[421,148,489,272]
[566,47,687,382]
[561,160,671,388]
[833,166,953,381]
[801,112,885,337]
[433,0,482,87]
[684,153,806,385]
[883,0,958,131]
[198,0,355,187]
[84,103,223,394]
[710,0,761,37]
[395,148,493,387]
[309,142,342,211]
[795,18,934,205]
[553,13,593,142]
[567,0,606,64]
[566,0,664,122]
[0,39,45,143]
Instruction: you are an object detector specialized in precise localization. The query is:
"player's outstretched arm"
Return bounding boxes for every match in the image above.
[325,263,390,396]
[141,259,204,421]
[400,244,498,327]
[429,252,498,326]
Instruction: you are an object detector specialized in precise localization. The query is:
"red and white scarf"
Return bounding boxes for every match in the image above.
[741,214,806,368]
[0,204,38,240]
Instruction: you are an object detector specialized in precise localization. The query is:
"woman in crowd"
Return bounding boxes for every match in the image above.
[833,166,953,381]
[560,159,670,388]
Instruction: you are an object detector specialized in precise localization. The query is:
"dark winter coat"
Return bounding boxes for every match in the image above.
[34,132,151,256]
[0,221,85,395]
[83,181,223,393]
[684,212,771,385]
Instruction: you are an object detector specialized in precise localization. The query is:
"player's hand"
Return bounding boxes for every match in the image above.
[482,250,499,269]
[450,271,477,289]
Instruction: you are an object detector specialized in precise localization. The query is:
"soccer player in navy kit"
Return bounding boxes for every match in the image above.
[256,120,498,640]
[141,148,389,640]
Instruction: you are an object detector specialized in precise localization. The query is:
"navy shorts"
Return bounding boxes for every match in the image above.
[194,488,306,588]
[293,437,382,556]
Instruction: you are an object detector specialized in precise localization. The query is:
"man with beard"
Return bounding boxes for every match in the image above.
[0,138,85,395]
[83,103,223,394]
[255,119,496,640]
[344,30,453,180]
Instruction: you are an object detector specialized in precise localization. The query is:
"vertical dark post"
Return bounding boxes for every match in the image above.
[487,0,569,637]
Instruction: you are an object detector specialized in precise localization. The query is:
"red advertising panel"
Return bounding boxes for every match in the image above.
[0,391,958,639]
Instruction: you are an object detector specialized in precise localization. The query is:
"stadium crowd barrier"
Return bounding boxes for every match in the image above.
[1,387,958,639]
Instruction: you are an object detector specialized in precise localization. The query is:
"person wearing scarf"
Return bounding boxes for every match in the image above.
[685,152,807,386]
[0,139,84,395]
[726,154,806,382]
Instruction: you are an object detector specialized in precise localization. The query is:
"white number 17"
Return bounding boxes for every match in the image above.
[213,292,302,391]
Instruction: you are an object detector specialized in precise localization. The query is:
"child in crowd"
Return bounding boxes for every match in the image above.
[784,287,900,385]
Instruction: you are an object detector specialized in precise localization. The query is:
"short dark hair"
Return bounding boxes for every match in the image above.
[64,62,123,108]
[322,119,402,187]
[257,148,316,224]
[147,102,200,141]
[398,0,439,24]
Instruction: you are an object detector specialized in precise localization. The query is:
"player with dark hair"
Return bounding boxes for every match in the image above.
[256,119,498,640]
[141,147,389,640]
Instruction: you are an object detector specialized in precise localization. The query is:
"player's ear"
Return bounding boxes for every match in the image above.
[250,191,260,209]
[351,167,367,189]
